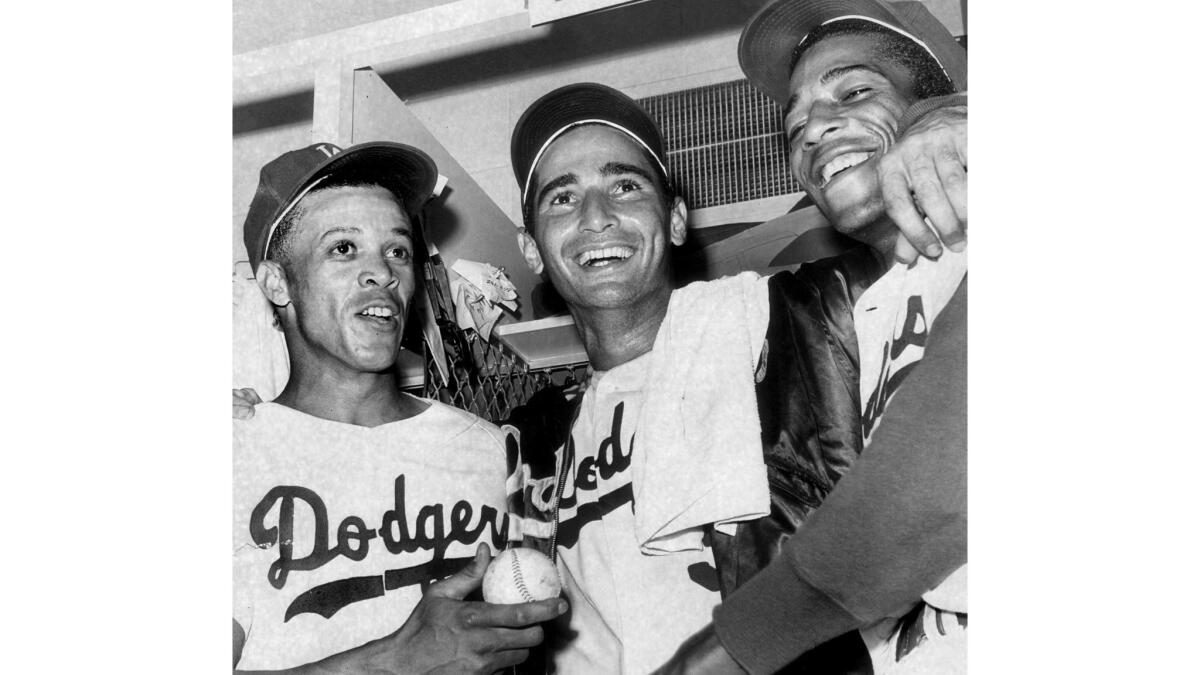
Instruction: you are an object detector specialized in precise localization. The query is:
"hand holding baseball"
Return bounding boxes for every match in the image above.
[483,547,562,604]
[358,544,566,674]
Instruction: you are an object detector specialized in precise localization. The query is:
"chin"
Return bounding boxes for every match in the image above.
[582,277,661,309]
[816,170,883,226]
[348,346,402,373]
[824,194,888,241]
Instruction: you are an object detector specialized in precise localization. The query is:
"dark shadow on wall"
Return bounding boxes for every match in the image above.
[233,89,314,136]
[231,0,960,136]
[379,0,771,100]
[421,184,464,269]
[232,0,771,134]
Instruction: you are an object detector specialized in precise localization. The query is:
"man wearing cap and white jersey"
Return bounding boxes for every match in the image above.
[504,71,965,672]
[655,1,969,672]
[232,142,564,673]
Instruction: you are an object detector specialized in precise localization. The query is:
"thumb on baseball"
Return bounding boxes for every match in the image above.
[427,543,491,600]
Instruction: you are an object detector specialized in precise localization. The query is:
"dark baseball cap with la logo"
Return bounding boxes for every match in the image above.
[242,141,439,271]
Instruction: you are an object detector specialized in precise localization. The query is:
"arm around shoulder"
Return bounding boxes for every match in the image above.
[710,281,968,673]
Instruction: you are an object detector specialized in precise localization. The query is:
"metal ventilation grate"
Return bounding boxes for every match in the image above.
[638,79,802,209]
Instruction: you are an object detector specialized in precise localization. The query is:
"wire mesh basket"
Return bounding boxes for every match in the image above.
[414,234,587,424]
[421,321,587,424]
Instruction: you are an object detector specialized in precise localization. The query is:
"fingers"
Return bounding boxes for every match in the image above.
[484,625,546,651]
[878,144,968,259]
[426,543,491,600]
[893,236,921,266]
[232,389,257,420]
[392,563,562,675]
[879,165,941,260]
[877,103,968,261]
[487,647,532,671]
[233,388,262,404]
[464,626,547,671]
[425,599,561,671]
[934,148,968,247]
[907,156,962,252]
[464,598,568,628]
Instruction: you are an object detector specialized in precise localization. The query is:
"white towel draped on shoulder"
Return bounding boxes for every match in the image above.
[232,270,289,400]
[632,271,773,554]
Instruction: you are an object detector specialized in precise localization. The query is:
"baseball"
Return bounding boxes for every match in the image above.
[482,547,562,604]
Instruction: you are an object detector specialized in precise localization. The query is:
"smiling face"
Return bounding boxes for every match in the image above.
[784,32,919,241]
[519,124,687,313]
[266,185,417,374]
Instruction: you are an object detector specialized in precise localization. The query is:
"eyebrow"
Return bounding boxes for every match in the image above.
[319,226,360,243]
[318,225,412,243]
[536,172,578,207]
[785,64,883,119]
[821,64,881,85]
[600,161,655,184]
[535,160,660,206]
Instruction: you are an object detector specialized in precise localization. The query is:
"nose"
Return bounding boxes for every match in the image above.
[579,189,616,233]
[799,101,844,152]
[358,252,398,289]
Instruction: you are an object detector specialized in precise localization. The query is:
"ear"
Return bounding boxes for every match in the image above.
[255,260,292,308]
[517,229,545,275]
[668,196,688,246]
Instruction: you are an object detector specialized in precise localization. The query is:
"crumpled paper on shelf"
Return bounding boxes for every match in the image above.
[449,259,518,340]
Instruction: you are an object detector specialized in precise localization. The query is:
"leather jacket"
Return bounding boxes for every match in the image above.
[711,245,883,594]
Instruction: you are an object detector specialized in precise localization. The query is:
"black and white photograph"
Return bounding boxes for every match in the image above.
[230,1,968,672]
[11,0,1199,672]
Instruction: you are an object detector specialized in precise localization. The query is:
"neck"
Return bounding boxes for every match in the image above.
[855,214,902,265]
[569,286,672,372]
[275,347,424,428]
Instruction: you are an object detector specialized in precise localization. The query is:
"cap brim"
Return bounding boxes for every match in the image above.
[739,0,966,106]
[261,142,438,262]
[511,83,667,212]
[298,141,438,217]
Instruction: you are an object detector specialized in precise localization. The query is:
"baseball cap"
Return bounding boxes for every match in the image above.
[739,0,967,106]
[510,83,668,226]
[242,141,438,271]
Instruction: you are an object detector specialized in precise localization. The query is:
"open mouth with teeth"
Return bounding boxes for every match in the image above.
[576,246,634,268]
[358,305,399,326]
[818,151,875,189]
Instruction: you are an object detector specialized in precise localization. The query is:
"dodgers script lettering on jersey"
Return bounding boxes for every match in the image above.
[533,355,725,673]
[249,474,508,620]
[234,401,515,669]
[552,401,634,548]
[860,293,928,439]
[855,250,967,443]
